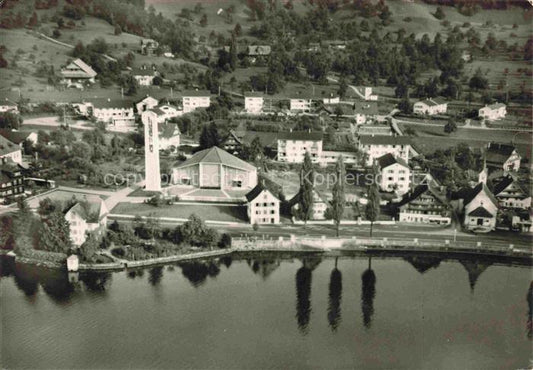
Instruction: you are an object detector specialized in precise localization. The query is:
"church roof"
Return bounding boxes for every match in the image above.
[463,182,498,208]
[175,146,256,171]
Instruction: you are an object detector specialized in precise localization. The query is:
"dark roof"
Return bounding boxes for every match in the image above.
[65,196,106,222]
[397,184,447,208]
[61,58,97,78]
[492,175,514,196]
[376,153,409,169]
[245,183,279,202]
[135,95,159,104]
[182,90,211,97]
[278,131,323,141]
[463,182,498,208]
[244,92,264,98]
[468,206,494,218]
[486,103,506,110]
[247,45,271,56]
[359,135,412,146]
[241,131,279,148]
[88,99,134,109]
[0,135,19,156]
[159,122,180,139]
[222,130,243,145]
[288,188,328,206]
[176,146,256,171]
[486,143,517,165]
[150,107,167,116]
[0,129,32,144]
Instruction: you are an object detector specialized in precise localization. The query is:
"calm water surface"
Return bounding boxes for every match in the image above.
[1,254,531,369]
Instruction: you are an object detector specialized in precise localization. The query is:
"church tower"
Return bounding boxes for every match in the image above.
[142,110,161,192]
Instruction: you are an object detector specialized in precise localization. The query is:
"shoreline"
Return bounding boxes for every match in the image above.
[1,236,531,271]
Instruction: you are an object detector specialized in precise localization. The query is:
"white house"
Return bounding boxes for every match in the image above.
[277,131,323,163]
[182,90,211,113]
[0,129,38,153]
[485,143,521,173]
[76,99,135,131]
[64,196,108,247]
[376,153,411,195]
[493,175,531,210]
[135,96,159,113]
[244,92,264,114]
[0,135,22,164]
[363,87,378,101]
[289,189,328,220]
[158,121,181,151]
[60,58,97,87]
[479,103,507,121]
[463,182,499,232]
[156,103,182,120]
[290,97,313,112]
[132,66,158,86]
[358,135,413,166]
[323,94,340,105]
[413,98,448,116]
[246,184,280,224]
[397,184,451,225]
[0,99,18,114]
[320,151,360,166]
[353,101,378,124]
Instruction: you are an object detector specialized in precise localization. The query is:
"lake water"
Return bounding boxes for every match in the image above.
[1,254,531,369]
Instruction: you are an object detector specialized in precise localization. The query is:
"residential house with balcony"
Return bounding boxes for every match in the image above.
[376,153,411,195]
[132,65,159,86]
[182,90,211,113]
[485,142,521,173]
[60,58,97,87]
[76,99,135,131]
[396,184,451,224]
[277,131,323,163]
[222,130,243,155]
[492,175,531,210]
[358,135,412,166]
[0,162,24,204]
[290,96,313,112]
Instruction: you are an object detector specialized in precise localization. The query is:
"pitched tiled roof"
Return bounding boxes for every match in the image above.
[278,131,323,141]
[241,131,279,148]
[359,135,412,146]
[176,146,256,171]
[0,129,32,144]
[88,99,134,109]
[182,90,211,97]
[486,143,517,165]
[463,182,498,208]
[61,58,97,78]
[377,153,409,169]
[487,102,506,109]
[65,196,106,222]
[468,206,494,218]
[245,183,280,202]
[492,175,515,196]
[0,135,19,156]
[397,184,447,208]
[159,122,180,139]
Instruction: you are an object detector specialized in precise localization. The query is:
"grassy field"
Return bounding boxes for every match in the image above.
[111,202,248,222]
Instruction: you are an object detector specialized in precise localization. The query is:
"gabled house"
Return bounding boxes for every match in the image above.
[135,95,159,114]
[358,135,412,166]
[0,162,24,204]
[396,184,451,224]
[288,189,328,220]
[413,98,448,116]
[222,130,243,155]
[246,183,281,224]
[76,99,135,131]
[247,45,271,64]
[290,96,313,112]
[244,92,264,114]
[363,87,378,101]
[64,196,108,247]
[376,153,411,195]
[492,175,531,210]
[158,122,181,151]
[479,103,506,121]
[0,129,38,150]
[132,65,159,86]
[0,98,19,114]
[60,58,97,87]
[140,39,159,56]
[485,143,521,173]
[0,135,22,164]
[182,90,211,113]
[277,131,323,163]
[463,182,499,232]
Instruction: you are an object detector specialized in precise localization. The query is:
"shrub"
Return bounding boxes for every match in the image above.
[219,233,232,248]
[403,17,412,22]
[111,246,125,258]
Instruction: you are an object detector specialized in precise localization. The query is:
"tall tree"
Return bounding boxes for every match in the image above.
[365,167,380,237]
[325,156,345,237]
[38,210,72,253]
[361,257,376,329]
[297,151,315,226]
[229,34,237,71]
[198,122,221,150]
[327,258,342,331]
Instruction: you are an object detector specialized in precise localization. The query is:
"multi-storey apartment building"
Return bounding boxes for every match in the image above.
[277,131,323,163]
[182,90,211,113]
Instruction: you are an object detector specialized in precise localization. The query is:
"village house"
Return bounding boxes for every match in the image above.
[156,103,182,120]
[132,65,159,86]
[396,184,451,225]
[320,151,360,167]
[358,135,413,166]
[182,90,211,113]
[363,87,378,101]
[0,161,24,204]
[277,131,323,163]
[492,175,531,210]
[75,99,135,131]
[0,135,22,164]
[462,182,499,232]
[172,146,257,190]
[135,95,159,114]
[222,130,243,155]
[353,101,378,124]
[140,39,159,56]
[60,58,97,88]
[323,93,340,105]
[290,96,313,112]
[0,129,38,150]
[246,183,281,225]
[64,196,108,247]
[479,103,507,121]
[247,45,271,64]
[413,98,448,116]
[0,98,19,114]
[376,153,411,195]
[244,92,264,114]
[288,189,328,220]
[158,121,181,151]
[485,142,521,173]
